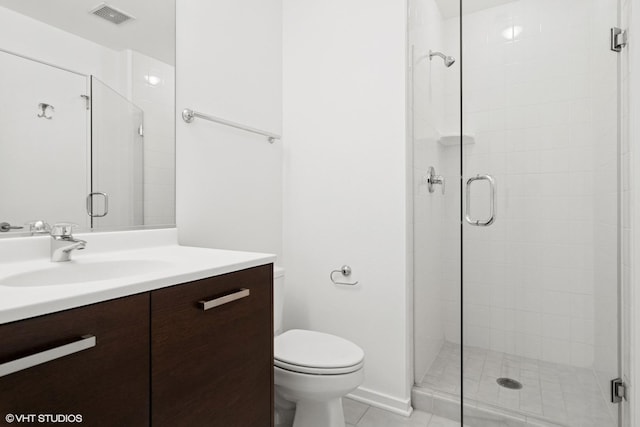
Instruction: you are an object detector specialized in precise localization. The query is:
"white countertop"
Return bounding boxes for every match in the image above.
[0,229,276,324]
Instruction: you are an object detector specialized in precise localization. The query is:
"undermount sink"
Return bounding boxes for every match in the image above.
[0,259,172,287]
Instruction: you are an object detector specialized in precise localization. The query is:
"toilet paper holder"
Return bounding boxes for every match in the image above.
[330,265,359,286]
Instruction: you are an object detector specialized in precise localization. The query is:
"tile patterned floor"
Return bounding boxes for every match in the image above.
[343,398,458,427]
[417,342,615,426]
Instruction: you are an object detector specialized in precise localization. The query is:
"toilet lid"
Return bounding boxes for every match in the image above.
[274,329,364,373]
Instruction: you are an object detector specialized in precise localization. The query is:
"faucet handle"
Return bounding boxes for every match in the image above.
[25,220,51,235]
[50,222,78,237]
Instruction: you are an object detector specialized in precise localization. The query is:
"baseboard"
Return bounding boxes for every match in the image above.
[347,386,412,417]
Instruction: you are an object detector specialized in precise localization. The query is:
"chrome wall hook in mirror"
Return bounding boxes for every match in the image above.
[37,103,55,120]
[330,265,359,286]
[0,222,24,232]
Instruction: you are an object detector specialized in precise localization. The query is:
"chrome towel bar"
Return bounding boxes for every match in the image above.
[182,108,281,143]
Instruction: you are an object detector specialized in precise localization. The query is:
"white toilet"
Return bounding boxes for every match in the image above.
[273,267,365,427]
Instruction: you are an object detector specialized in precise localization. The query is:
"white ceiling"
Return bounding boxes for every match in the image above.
[435,0,515,18]
[0,0,175,65]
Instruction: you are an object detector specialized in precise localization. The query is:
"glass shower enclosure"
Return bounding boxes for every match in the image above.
[90,76,144,229]
[411,0,627,425]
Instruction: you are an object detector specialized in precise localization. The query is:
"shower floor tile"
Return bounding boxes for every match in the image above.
[418,342,615,426]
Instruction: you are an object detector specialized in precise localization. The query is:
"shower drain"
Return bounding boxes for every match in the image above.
[496,377,523,390]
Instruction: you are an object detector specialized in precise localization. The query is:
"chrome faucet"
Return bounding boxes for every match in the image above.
[50,223,86,262]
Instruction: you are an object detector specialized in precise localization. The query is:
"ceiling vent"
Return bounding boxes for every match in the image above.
[90,3,135,25]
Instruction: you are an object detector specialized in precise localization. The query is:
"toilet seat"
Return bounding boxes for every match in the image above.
[274,329,364,375]
[275,358,364,375]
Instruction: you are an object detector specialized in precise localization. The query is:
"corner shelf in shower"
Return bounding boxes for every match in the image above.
[437,134,475,146]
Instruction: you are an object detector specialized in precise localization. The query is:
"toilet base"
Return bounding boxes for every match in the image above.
[274,365,364,427]
[275,389,296,427]
[293,397,345,427]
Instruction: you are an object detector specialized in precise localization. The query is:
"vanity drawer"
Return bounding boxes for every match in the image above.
[0,294,150,427]
[151,264,273,427]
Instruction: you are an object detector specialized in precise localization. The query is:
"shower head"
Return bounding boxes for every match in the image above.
[429,50,456,67]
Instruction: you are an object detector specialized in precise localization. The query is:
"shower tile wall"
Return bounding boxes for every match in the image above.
[130,51,176,225]
[437,0,618,372]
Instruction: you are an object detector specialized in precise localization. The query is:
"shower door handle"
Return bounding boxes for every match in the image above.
[86,192,109,218]
[465,174,496,226]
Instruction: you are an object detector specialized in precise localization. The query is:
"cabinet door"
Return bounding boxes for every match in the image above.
[152,265,273,427]
[0,294,150,426]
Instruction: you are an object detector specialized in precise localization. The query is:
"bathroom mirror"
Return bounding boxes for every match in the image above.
[0,0,175,236]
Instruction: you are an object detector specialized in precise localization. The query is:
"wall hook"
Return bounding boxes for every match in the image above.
[37,103,54,120]
[330,265,359,286]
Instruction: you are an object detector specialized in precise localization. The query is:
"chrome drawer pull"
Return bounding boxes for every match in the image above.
[199,288,250,311]
[0,335,96,378]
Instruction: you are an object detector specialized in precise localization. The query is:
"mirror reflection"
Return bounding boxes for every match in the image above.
[0,0,175,235]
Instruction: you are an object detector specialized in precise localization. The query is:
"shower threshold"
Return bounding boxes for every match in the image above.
[413,342,615,427]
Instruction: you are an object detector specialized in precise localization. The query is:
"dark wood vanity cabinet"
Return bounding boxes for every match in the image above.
[151,264,274,427]
[0,264,273,427]
[0,293,150,427]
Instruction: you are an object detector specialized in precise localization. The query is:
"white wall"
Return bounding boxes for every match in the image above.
[175,0,283,259]
[177,0,411,414]
[282,0,411,414]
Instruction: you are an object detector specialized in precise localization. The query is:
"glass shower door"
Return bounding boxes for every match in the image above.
[90,76,144,229]
[410,0,462,418]
[461,0,622,425]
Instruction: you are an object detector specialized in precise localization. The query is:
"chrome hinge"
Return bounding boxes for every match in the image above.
[138,124,144,137]
[611,378,626,403]
[611,27,628,52]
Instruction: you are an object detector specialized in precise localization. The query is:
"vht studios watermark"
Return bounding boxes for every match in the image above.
[5,414,83,424]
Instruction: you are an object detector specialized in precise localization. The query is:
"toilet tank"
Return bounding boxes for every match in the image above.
[274,266,285,335]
